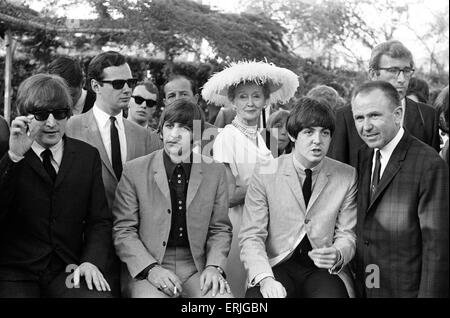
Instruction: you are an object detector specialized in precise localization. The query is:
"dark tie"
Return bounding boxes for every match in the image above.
[302,168,312,208]
[110,116,122,180]
[41,149,57,182]
[370,150,382,199]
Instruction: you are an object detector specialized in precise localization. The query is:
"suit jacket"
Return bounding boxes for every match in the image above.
[0,137,111,280]
[0,116,9,158]
[328,98,440,167]
[239,154,357,296]
[354,131,449,297]
[112,149,232,278]
[65,108,162,209]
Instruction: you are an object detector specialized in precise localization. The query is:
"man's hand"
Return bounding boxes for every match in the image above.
[147,265,182,297]
[308,246,339,269]
[200,266,231,297]
[73,262,111,292]
[9,115,39,157]
[259,276,286,298]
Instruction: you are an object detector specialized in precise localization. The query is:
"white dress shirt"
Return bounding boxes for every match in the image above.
[31,139,64,173]
[371,127,404,180]
[93,104,127,165]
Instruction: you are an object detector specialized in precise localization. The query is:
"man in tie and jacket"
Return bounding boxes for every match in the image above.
[351,81,448,297]
[240,97,357,298]
[65,51,162,295]
[0,74,112,297]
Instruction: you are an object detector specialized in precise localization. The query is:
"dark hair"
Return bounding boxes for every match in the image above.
[406,77,429,104]
[351,81,400,110]
[158,99,205,135]
[16,74,72,116]
[227,81,271,102]
[434,86,449,134]
[369,40,414,71]
[163,74,197,95]
[286,97,335,138]
[267,109,290,129]
[87,51,127,85]
[47,56,84,88]
[325,82,348,99]
[306,85,343,111]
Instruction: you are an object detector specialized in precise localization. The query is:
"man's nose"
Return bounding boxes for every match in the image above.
[45,113,56,126]
[397,70,406,82]
[362,118,373,131]
[312,131,321,143]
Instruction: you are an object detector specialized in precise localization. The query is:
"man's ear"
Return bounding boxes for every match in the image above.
[368,68,378,81]
[91,79,100,94]
[393,105,403,124]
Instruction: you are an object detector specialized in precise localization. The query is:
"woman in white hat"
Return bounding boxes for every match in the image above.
[202,61,298,297]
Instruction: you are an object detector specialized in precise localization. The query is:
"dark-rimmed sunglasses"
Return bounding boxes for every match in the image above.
[99,78,138,90]
[132,96,157,108]
[30,109,70,121]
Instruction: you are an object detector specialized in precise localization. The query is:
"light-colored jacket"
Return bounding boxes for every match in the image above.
[239,154,357,297]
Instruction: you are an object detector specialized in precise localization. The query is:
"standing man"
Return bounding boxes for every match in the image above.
[163,74,217,157]
[113,99,233,298]
[240,98,357,298]
[47,56,96,115]
[0,74,112,297]
[352,81,448,298]
[328,40,440,167]
[128,80,159,130]
[65,51,162,295]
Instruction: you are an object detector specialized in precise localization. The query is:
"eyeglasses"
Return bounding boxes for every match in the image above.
[132,96,157,107]
[377,67,415,78]
[99,78,138,90]
[30,109,70,121]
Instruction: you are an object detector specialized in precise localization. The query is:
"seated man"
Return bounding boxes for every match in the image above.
[0,74,112,298]
[240,97,357,298]
[113,99,233,298]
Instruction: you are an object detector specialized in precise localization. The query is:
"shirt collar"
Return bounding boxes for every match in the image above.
[31,138,63,158]
[93,104,124,131]
[378,127,404,159]
[292,153,323,175]
[163,149,193,179]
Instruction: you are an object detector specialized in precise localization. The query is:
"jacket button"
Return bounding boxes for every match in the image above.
[304,219,310,224]
[167,209,171,214]
[162,241,166,247]
[364,240,370,246]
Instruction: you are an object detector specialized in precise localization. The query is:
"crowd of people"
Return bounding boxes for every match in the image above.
[0,39,448,298]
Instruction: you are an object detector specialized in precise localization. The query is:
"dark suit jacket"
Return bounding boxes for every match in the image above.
[0,116,8,158]
[0,137,112,280]
[354,131,448,297]
[328,98,440,167]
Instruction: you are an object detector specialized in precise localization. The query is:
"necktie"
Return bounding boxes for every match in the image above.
[303,168,312,208]
[41,149,57,182]
[370,150,381,199]
[110,116,122,179]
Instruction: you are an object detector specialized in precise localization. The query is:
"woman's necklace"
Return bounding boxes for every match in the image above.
[231,116,258,141]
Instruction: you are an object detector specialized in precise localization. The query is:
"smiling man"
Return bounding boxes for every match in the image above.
[113,99,233,298]
[351,81,448,298]
[240,97,357,298]
[0,74,112,298]
[328,40,440,167]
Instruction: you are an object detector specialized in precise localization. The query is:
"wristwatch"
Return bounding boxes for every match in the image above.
[208,265,226,278]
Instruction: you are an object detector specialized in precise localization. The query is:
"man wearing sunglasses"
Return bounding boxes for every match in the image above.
[328,40,440,167]
[128,80,159,130]
[66,51,162,296]
[0,74,113,298]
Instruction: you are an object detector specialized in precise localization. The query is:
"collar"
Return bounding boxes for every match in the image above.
[163,149,193,178]
[378,127,404,160]
[292,153,323,176]
[31,138,64,159]
[93,104,124,131]
[72,89,87,115]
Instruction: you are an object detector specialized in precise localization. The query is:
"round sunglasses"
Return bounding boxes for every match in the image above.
[131,96,157,107]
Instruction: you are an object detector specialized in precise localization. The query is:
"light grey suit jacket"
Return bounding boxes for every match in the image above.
[239,154,357,296]
[112,149,232,278]
[65,109,162,209]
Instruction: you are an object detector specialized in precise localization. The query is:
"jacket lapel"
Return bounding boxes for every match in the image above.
[153,150,171,204]
[282,154,307,213]
[186,153,203,209]
[359,147,373,215]
[306,163,329,215]
[85,110,117,181]
[54,136,74,189]
[24,149,53,184]
[124,119,137,161]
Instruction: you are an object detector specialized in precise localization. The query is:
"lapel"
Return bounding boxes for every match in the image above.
[24,149,53,185]
[84,110,117,181]
[282,154,307,213]
[54,136,75,189]
[153,150,171,204]
[124,119,137,161]
[359,146,373,215]
[186,153,203,209]
[368,131,410,211]
[306,160,329,215]
[404,98,421,135]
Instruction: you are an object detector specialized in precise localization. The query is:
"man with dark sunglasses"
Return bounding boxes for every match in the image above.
[128,80,159,130]
[66,51,162,296]
[0,74,113,298]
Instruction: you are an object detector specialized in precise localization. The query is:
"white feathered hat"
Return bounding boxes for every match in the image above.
[201,60,299,107]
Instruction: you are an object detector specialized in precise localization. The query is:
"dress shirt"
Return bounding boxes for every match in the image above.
[371,127,404,180]
[30,139,64,174]
[93,104,127,165]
